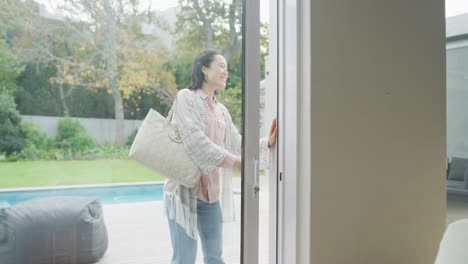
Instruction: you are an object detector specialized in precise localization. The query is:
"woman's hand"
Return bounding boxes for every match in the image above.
[268,116,277,148]
[233,157,242,172]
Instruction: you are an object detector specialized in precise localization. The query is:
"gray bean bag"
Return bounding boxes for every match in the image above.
[0,196,108,264]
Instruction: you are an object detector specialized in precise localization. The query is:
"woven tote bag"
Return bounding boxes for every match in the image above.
[129,103,201,188]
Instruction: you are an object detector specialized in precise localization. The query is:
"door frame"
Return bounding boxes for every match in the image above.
[242,0,261,263]
[242,0,312,262]
[276,0,312,263]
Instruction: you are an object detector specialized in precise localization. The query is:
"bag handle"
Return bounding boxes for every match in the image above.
[166,96,183,143]
[167,96,177,122]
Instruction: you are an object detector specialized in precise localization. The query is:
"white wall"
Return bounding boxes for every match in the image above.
[307,0,446,263]
[21,115,142,144]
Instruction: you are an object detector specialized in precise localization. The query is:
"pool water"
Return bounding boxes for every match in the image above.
[0,183,164,208]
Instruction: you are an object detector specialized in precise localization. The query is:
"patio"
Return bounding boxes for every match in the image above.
[96,178,270,264]
[91,184,468,264]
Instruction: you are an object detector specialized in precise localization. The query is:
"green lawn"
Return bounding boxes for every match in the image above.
[0,160,164,188]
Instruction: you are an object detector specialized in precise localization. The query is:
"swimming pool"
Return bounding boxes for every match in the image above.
[0,183,164,208]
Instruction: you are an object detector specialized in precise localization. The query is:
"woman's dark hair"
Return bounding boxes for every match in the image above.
[188,49,222,91]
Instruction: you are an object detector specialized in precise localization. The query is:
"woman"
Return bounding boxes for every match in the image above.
[164,49,277,264]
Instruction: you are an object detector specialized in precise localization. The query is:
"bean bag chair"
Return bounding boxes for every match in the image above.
[0,196,108,264]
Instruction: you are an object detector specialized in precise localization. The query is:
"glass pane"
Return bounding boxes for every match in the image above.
[0,0,250,263]
[445,6,468,224]
[259,0,277,263]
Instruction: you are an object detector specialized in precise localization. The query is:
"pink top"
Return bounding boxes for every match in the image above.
[196,89,237,203]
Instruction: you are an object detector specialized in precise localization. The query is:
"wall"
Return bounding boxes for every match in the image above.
[308,0,446,263]
[446,45,468,159]
[21,115,142,145]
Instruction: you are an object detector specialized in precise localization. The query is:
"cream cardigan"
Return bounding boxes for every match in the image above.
[164,88,269,239]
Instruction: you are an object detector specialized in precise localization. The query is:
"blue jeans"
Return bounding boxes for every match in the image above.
[166,199,224,264]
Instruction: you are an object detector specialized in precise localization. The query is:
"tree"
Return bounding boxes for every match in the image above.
[0,41,22,94]
[172,0,243,95]
[21,0,177,145]
[0,1,32,156]
[0,93,25,156]
[15,61,69,116]
[0,0,30,94]
[176,0,242,62]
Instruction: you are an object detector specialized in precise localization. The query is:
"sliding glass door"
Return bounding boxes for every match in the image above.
[0,0,279,263]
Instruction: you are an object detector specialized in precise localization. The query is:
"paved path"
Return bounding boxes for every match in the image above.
[97,178,270,264]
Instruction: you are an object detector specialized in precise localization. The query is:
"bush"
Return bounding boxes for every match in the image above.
[41,148,61,160]
[68,133,95,153]
[6,153,20,162]
[18,123,72,161]
[20,122,50,150]
[56,118,83,141]
[0,93,25,156]
[82,145,130,160]
[56,117,96,155]
[126,128,138,146]
[21,143,42,160]
[56,148,74,160]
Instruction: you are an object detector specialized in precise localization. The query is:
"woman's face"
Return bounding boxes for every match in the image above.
[202,54,228,90]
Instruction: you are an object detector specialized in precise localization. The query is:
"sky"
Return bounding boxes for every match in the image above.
[36,0,468,21]
[140,0,271,22]
[36,0,271,22]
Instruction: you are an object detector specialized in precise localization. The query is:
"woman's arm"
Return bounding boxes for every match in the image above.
[223,106,277,171]
[174,89,232,175]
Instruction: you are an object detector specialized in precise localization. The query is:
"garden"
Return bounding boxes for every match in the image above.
[0,0,266,189]
[0,92,163,187]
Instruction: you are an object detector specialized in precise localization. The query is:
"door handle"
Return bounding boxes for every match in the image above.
[254,159,260,197]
